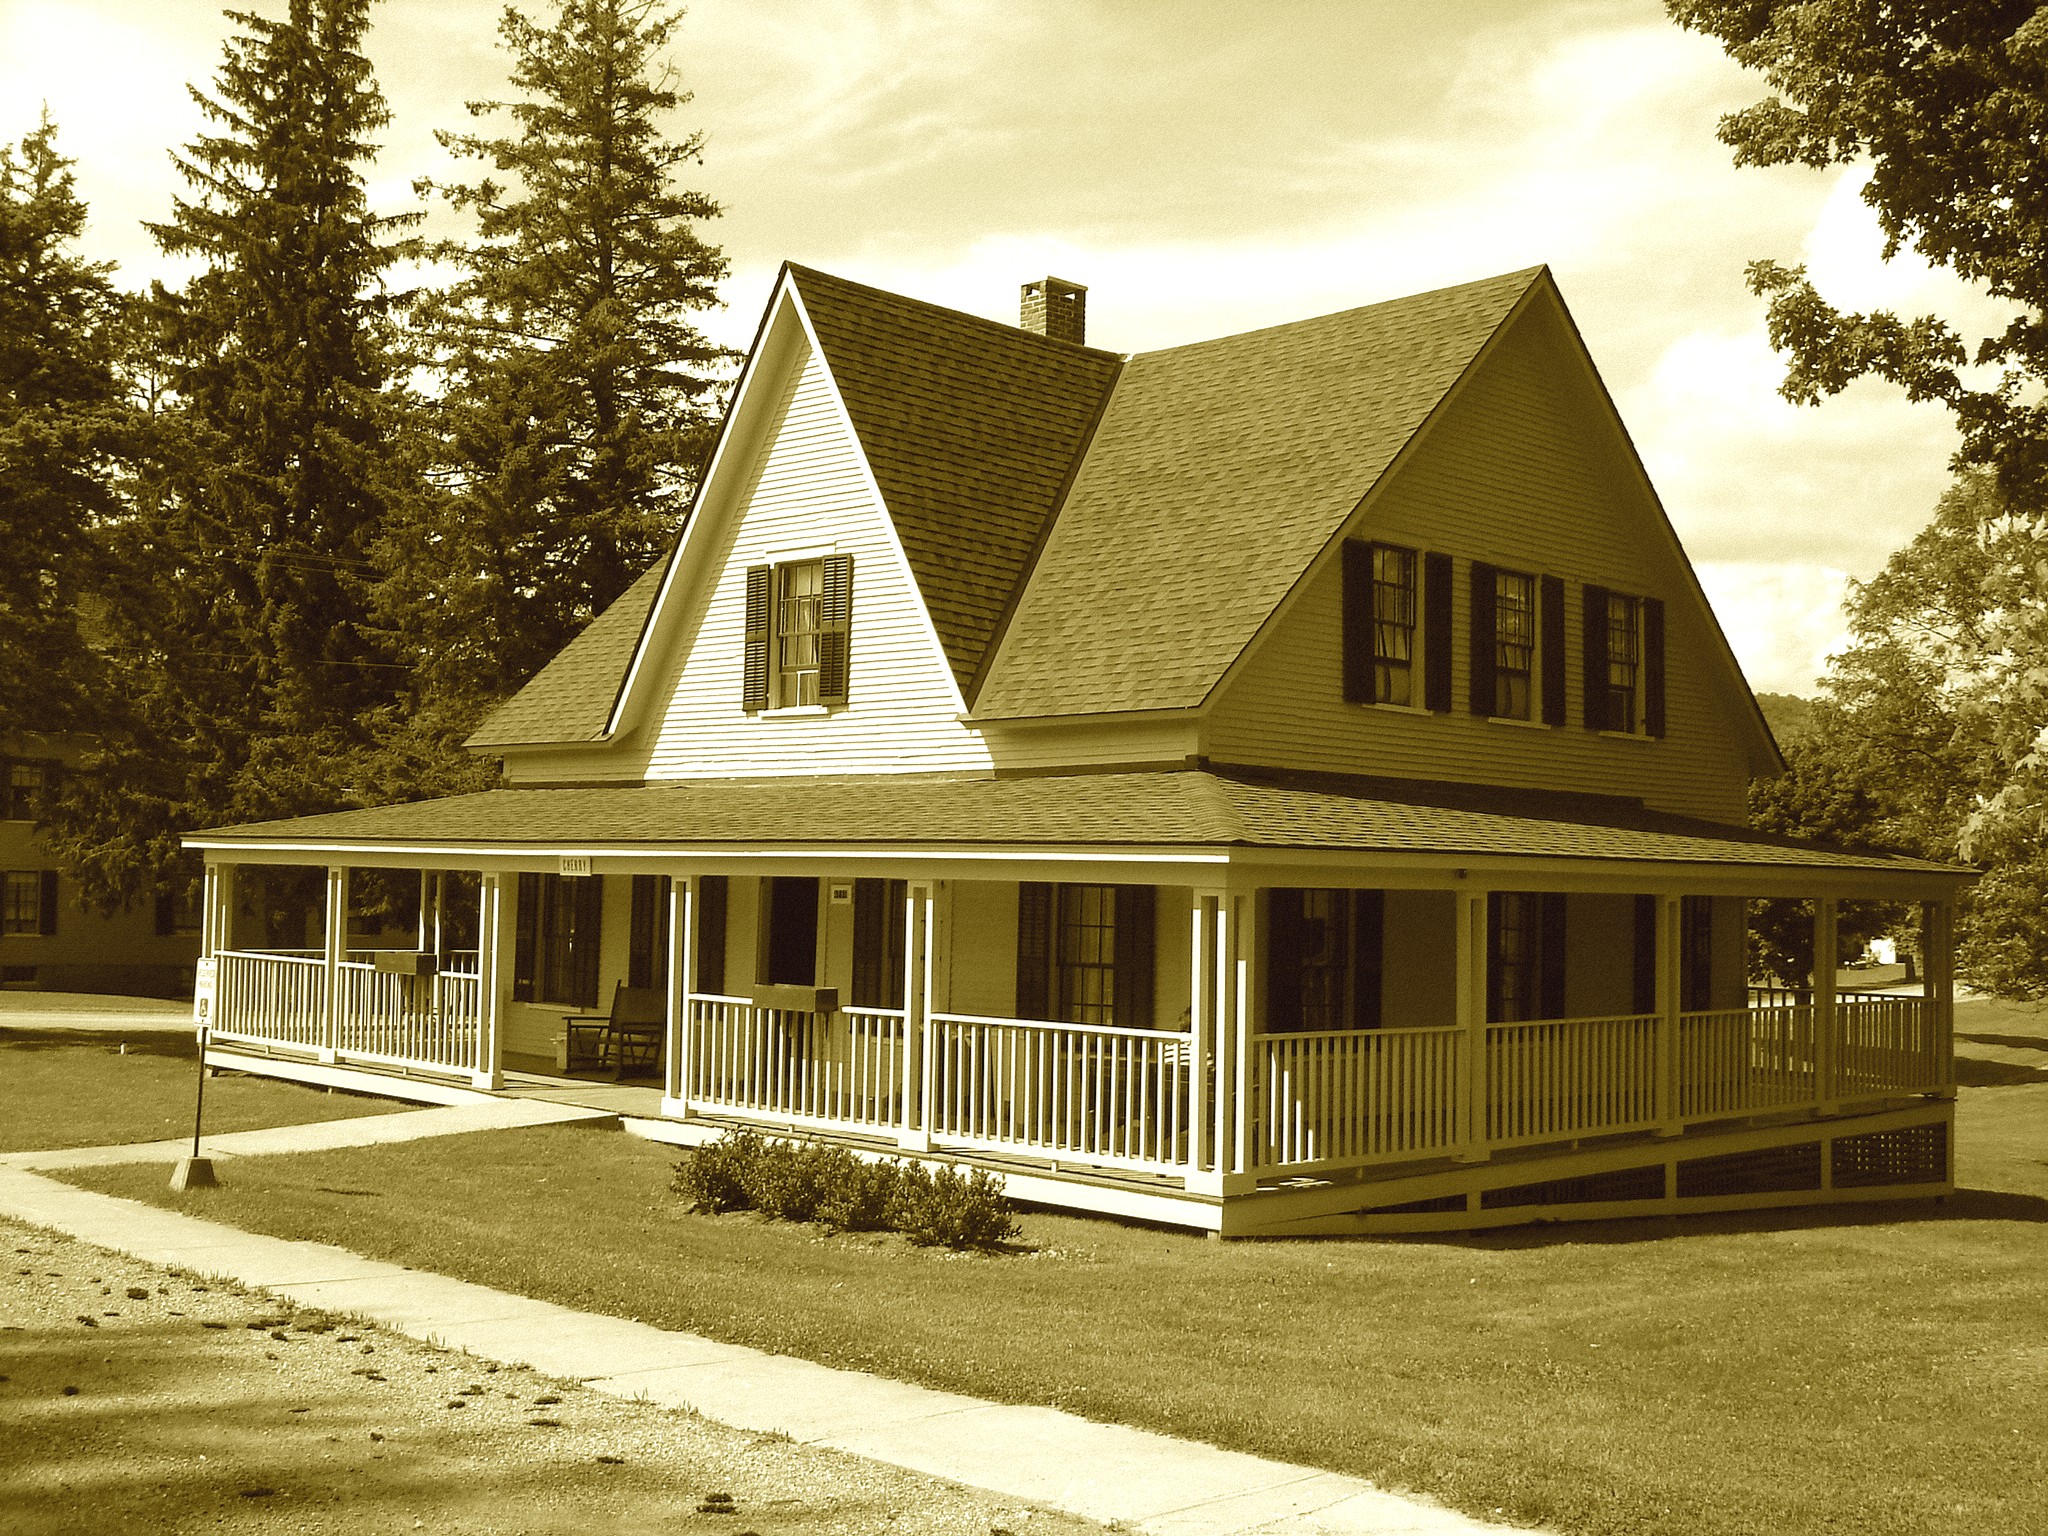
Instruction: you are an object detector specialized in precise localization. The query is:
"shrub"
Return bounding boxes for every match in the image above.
[891,1163,1018,1250]
[671,1129,764,1214]
[749,1139,836,1223]
[815,1152,904,1232]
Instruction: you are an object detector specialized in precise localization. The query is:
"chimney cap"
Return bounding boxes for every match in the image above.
[1020,276,1087,345]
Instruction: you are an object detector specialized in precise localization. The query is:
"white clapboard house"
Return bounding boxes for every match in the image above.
[187,266,1968,1235]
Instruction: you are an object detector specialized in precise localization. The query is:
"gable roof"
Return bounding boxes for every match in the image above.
[466,561,667,748]
[971,267,1544,718]
[789,264,1124,687]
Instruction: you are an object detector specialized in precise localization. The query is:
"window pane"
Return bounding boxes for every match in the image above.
[1606,594,1639,732]
[1371,546,1417,706]
[1493,570,1535,719]
[1055,884,1117,1026]
[2,872,38,935]
[775,560,824,708]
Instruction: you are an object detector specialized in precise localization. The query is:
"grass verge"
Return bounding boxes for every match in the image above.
[0,1028,407,1153]
[63,1083,2048,1536]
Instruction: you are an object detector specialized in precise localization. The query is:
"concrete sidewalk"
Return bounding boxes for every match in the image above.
[0,1166,1533,1536]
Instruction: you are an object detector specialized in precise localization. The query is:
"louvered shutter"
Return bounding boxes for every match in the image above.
[1582,584,1612,731]
[1265,889,1304,1033]
[155,889,175,938]
[38,869,58,936]
[1540,574,1566,726]
[1540,893,1567,1020]
[1341,541,1372,703]
[695,875,728,996]
[1015,882,1052,1019]
[1422,552,1453,712]
[1643,596,1666,738]
[513,873,540,1001]
[571,874,603,1008]
[1113,884,1156,1029]
[1632,895,1657,1015]
[1353,890,1385,1029]
[742,565,772,711]
[1468,561,1498,716]
[818,553,854,704]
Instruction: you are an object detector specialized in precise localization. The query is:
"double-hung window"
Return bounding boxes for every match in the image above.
[1266,888,1384,1032]
[1343,540,1451,711]
[512,873,603,1009]
[1470,563,1563,723]
[3,760,54,822]
[1605,592,1640,732]
[1015,882,1157,1028]
[1370,545,1417,705]
[743,554,853,711]
[1487,892,1566,1023]
[1582,585,1665,736]
[1492,569,1536,719]
[3,871,56,937]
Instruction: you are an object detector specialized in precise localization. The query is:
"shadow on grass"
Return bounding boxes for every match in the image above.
[1957,1030,2048,1052]
[1954,1056,2048,1087]
[0,1028,195,1061]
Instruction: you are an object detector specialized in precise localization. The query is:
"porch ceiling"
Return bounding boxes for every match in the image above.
[185,768,1965,885]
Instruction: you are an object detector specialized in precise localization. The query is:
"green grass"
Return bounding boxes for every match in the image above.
[65,1080,2048,1536]
[0,1028,408,1153]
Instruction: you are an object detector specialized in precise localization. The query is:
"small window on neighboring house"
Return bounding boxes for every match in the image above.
[512,872,603,1009]
[3,761,52,822]
[1583,586,1666,736]
[155,874,203,937]
[1267,888,1384,1032]
[1015,882,1156,1029]
[1487,892,1565,1023]
[2,871,57,937]
[743,555,853,712]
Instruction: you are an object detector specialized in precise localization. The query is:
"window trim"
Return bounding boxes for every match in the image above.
[743,554,853,714]
[2,869,57,938]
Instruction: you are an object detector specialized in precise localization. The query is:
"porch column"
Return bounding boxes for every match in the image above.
[662,875,696,1116]
[899,879,934,1152]
[1187,890,1219,1185]
[1923,899,1957,1093]
[1224,890,1256,1182]
[321,865,347,1064]
[1813,898,1839,1112]
[471,872,505,1091]
[200,862,231,959]
[1655,894,1683,1134]
[1454,890,1490,1162]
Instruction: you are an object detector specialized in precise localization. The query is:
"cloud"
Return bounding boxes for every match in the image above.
[1694,561,1852,697]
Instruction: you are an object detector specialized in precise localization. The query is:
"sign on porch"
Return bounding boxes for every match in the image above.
[559,855,594,877]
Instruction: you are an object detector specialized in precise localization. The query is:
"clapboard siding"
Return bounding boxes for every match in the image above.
[1203,298,1757,824]
[623,340,993,780]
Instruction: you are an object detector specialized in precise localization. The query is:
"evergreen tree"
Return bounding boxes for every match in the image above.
[48,0,421,910]
[389,0,727,723]
[0,114,125,742]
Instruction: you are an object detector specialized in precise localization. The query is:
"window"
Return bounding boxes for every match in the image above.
[512,873,603,1008]
[1266,888,1383,1032]
[2,871,57,937]
[1470,563,1556,722]
[1493,569,1536,719]
[1605,592,1640,732]
[759,876,819,986]
[851,877,907,1009]
[1582,585,1666,736]
[3,760,53,822]
[1371,546,1417,705]
[155,875,203,937]
[1487,892,1564,1023]
[743,555,853,711]
[1343,542,1451,711]
[628,875,671,992]
[1015,882,1156,1028]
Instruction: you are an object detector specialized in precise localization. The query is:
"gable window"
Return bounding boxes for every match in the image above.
[513,872,603,1009]
[1266,888,1384,1032]
[2,871,57,937]
[1343,542,1452,711]
[1583,585,1666,736]
[1015,882,1156,1028]
[743,554,853,712]
[1471,563,1562,722]
[1371,545,1417,705]
[1488,892,1565,1023]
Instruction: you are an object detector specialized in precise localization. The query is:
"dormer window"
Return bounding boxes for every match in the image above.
[743,554,853,712]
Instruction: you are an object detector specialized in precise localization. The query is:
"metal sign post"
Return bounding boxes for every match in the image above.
[172,959,219,1191]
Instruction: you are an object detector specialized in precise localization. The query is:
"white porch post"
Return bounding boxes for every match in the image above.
[1454,889,1490,1162]
[472,872,505,1091]
[320,866,347,1064]
[201,862,231,958]
[899,879,934,1152]
[1227,889,1255,1185]
[1813,897,1839,1111]
[663,875,696,1115]
[1187,890,1218,1184]
[1924,899,1956,1093]
[1655,894,1683,1134]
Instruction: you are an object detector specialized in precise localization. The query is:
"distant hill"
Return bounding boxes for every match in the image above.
[1755,692,1817,746]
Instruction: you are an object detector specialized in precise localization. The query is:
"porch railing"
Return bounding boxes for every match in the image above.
[208,949,481,1077]
[1677,1004,1818,1118]
[685,995,907,1133]
[1837,995,1946,1096]
[1251,1024,1463,1173]
[213,951,326,1050]
[1486,1013,1661,1146]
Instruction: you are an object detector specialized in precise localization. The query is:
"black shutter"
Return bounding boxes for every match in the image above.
[852,877,884,1007]
[1422,552,1453,712]
[1353,890,1384,1029]
[1540,574,1566,726]
[1016,882,1052,1019]
[695,875,728,996]
[1341,540,1373,703]
[742,565,772,711]
[1681,895,1712,1012]
[1265,889,1303,1034]
[628,875,669,992]
[1643,596,1666,738]
[155,889,175,938]
[1468,561,1498,716]
[1632,895,1657,1015]
[38,869,58,936]
[817,554,853,704]
[1539,893,1567,1021]
[513,873,539,1001]
[1113,884,1156,1029]
[571,875,603,1008]
[1583,584,1612,731]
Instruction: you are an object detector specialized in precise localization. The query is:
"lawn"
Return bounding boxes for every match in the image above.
[68,1072,2048,1536]
[0,1028,408,1154]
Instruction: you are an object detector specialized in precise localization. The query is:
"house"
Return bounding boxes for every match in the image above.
[2,735,200,997]
[184,265,1968,1236]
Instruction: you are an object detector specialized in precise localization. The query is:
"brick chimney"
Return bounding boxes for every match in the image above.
[1020,277,1086,345]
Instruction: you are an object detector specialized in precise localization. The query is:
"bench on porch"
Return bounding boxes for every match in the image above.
[563,983,665,1080]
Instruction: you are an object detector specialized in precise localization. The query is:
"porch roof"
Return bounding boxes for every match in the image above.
[188,769,1962,878]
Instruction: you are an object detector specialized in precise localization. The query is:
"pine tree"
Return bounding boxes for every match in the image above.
[48,0,421,910]
[389,0,728,722]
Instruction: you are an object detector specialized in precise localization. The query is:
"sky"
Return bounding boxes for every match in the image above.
[1,0,2004,696]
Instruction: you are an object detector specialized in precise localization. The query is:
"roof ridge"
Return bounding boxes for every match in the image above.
[785,263,1124,361]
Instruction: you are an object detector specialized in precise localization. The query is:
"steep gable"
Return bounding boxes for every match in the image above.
[466,561,667,749]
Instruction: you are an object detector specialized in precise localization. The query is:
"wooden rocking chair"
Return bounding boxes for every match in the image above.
[562,983,666,1080]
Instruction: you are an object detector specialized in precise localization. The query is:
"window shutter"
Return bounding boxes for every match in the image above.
[817,554,853,704]
[0,758,12,820]
[695,875,728,996]
[1015,882,1052,1019]
[1643,595,1666,738]
[1632,895,1657,1015]
[1340,540,1372,703]
[38,869,58,936]
[513,872,539,1002]
[1540,574,1566,726]
[1265,889,1304,1033]
[742,565,772,711]
[1582,584,1612,731]
[1113,884,1156,1029]
[1353,890,1385,1029]
[1539,892,1567,1020]
[572,875,603,1008]
[155,889,175,938]
[1468,561,1497,716]
[1422,552,1453,712]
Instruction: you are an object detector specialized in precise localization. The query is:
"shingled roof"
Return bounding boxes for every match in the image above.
[790,264,1124,688]
[193,769,1958,879]
[465,561,668,748]
[972,267,1544,718]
